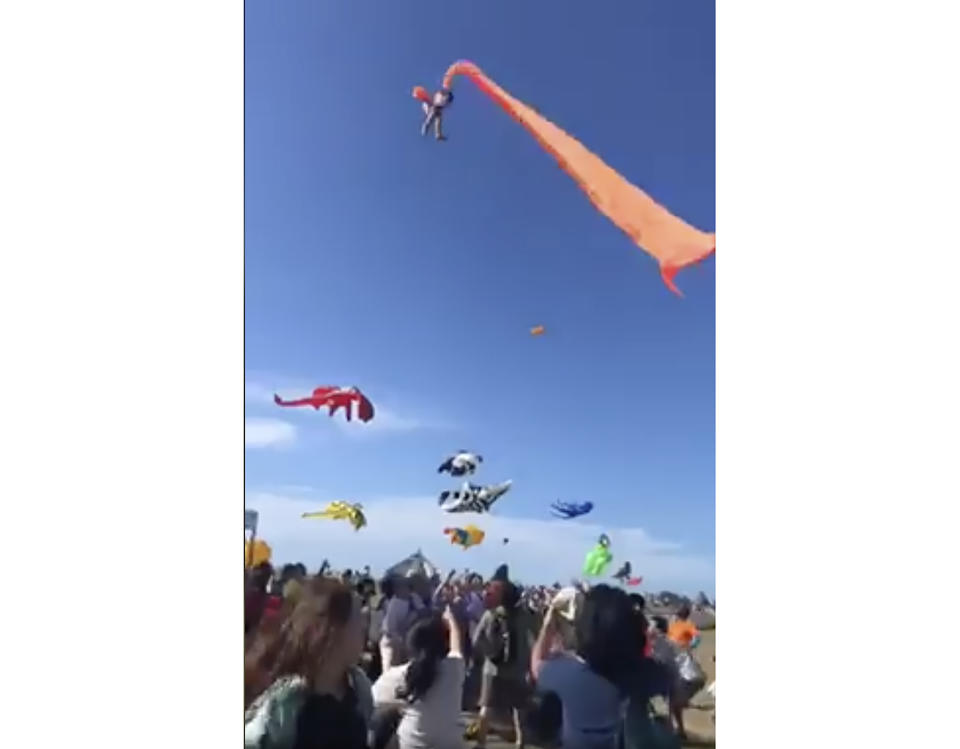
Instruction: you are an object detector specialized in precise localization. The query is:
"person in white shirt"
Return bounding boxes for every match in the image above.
[372,605,466,749]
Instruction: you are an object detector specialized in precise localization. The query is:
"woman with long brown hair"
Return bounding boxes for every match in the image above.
[244,576,373,749]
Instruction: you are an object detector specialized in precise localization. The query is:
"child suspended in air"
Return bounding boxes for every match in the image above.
[421,88,453,141]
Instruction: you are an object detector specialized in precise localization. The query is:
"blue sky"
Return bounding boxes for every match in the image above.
[245,1,715,593]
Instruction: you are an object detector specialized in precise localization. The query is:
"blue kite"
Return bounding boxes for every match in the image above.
[550,500,594,519]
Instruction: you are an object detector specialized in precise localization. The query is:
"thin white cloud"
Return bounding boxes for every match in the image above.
[245,379,324,407]
[331,406,431,436]
[244,382,278,405]
[244,492,714,594]
[244,418,297,449]
[274,484,316,495]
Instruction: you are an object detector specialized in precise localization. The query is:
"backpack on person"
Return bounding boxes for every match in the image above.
[488,610,515,667]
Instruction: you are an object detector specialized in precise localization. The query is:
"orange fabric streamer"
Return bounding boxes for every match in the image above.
[411,85,431,105]
[420,61,715,295]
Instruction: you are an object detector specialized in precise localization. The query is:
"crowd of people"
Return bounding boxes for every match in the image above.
[244,560,712,749]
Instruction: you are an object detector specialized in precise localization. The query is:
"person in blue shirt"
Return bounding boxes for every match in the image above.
[531,585,642,749]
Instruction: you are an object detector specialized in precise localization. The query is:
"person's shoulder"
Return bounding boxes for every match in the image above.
[350,665,373,693]
[540,651,581,677]
[374,663,408,687]
[537,652,582,692]
[442,653,466,678]
[372,664,408,702]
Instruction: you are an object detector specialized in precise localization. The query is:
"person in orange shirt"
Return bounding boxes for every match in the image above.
[666,604,704,740]
[667,604,700,649]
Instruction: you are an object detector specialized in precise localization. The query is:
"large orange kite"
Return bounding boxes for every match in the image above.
[413,60,715,295]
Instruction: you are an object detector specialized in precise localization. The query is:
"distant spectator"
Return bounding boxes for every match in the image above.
[245,562,273,636]
[382,578,418,668]
[667,604,700,649]
[652,614,704,741]
[629,593,653,658]
[624,617,681,749]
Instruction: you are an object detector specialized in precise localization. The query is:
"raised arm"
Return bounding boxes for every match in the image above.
[530,606,558,681]
[443,606,463,657]
[433,572,456,607]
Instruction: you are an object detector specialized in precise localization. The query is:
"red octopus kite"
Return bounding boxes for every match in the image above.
[413,61,715,295]
[273,386,374,423]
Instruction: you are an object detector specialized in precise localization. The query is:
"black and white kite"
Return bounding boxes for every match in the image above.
[439,480,512,514]
[437,451,483,477]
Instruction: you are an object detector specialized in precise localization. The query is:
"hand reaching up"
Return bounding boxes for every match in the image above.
[442,605,463,656]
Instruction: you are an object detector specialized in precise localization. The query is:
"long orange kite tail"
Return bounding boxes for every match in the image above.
[440,60,715,295]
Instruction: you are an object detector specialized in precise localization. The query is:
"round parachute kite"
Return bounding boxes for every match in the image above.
[412,60,715,295]
[443,524,485,550]
[302,501,367,531]
[245,539,271,567]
